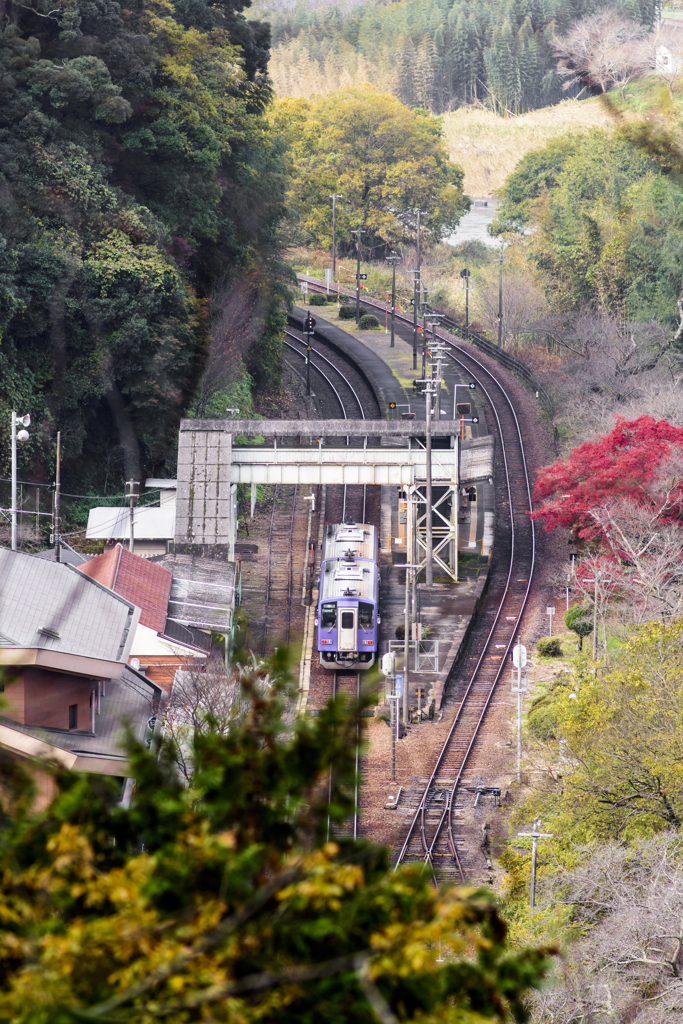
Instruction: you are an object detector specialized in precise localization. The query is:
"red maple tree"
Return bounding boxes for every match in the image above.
[532,416,683,540]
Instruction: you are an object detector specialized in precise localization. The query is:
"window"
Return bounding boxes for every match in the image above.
[321,602,337,628]
[341,611,354,630]
[68,704,78,730]
[359,602,374,629]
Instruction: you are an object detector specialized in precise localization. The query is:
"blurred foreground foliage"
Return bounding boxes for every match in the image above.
[0,654,551,1024]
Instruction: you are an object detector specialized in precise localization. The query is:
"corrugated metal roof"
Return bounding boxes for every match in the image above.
[0,550,135,663]
[153,553,235,631]
[86,507,175,540]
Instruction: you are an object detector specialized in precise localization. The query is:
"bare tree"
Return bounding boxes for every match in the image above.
[532,834,683,1024]
[473,264,548,349]
[163,653,247,783]
[535,309,683,450]
[579,497,683,627]
[554,9,652,98]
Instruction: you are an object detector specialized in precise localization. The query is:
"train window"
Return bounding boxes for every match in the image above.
[341,611,354,630]
[359,602,374,628]
[321,603,337,627]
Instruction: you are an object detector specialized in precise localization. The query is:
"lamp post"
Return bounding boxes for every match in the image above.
[412,270,420,370]
[460,267,472,337]
[386,251,401,348]
[330,193,343,277]
[351,229,363,325]
[11,410,30,551]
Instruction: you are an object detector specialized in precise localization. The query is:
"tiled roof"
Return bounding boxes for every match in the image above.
[79,545,172,634]
[0,550,136,662]
[86,507,175,540]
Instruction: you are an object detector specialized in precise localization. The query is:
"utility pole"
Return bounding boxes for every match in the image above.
[517,820,553,908]
[421,292,430,380]
[351,229,363,325]
[386,251,400,348]
[424,378,434,587]
[125,479,139,554]
[382,653,397,781]
[495,246,506,348]
[412,270,420,370]
[330,194,342,277]
[54,431,61,562]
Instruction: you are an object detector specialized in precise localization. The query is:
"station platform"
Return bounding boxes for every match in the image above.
[290,303,495,712]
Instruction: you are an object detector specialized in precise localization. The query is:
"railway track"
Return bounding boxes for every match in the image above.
[296,275,536,882]
[332,671,361,840]
[260,483,300,658]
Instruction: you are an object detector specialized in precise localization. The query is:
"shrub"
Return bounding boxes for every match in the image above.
[537,637,563,657]
[359,314,380,329]
[395,623,405,640]
[326,293,339,303]
[308,294,327,306]
[339,304,360,319]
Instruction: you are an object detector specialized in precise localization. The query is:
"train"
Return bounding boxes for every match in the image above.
[316,520,379,670]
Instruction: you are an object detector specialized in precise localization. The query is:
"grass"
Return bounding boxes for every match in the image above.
[441,98,612,196]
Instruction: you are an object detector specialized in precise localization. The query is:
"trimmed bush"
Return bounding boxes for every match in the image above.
[339,304,360,319]
[326,293,339,303]
[537,637,563,658]
[359,314,380,329]
[308,294,327,306]
[395,623,405,640]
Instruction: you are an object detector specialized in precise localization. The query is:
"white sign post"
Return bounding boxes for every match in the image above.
[324,268,332,294]
[511,640,528,783]
[546,606,556,636]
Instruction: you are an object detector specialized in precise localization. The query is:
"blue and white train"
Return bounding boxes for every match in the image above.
[316,521,380,670]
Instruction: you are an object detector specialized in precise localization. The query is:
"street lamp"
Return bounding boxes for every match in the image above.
[351,228,363,325]
[329,194,343,277]
[385,251,401,349]
[11,410,30,551]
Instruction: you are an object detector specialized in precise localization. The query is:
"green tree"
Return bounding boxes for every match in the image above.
[271,88,469,251]
[564,603,593,651]
[0,0,288,489]
[0,657,552,1023]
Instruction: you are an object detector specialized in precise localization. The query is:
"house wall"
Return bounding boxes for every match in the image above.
[4,669,94,731]
[131,655,199,694]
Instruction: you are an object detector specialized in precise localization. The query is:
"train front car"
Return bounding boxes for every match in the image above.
[317,521,379,670]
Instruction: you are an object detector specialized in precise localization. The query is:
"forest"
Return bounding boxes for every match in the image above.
[0,0,289,495]
[255,0,660,113]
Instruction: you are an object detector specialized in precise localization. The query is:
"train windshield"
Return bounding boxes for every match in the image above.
[359,602,374,629]
[321,602,337,628]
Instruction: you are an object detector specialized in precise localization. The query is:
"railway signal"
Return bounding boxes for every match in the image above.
[303,312,316,395]
[517,820,553,908]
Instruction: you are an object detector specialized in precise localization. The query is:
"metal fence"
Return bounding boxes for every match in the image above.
[389,639,439,672]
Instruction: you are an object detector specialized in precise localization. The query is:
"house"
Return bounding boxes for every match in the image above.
[0,549,162,801]
[78,544,209,693]
[656,18,683,73]
[153,550,236,640]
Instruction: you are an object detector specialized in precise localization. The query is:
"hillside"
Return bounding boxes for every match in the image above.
[441,99,612,196]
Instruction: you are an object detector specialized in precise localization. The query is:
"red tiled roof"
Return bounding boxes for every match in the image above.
[79,544,172,633]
